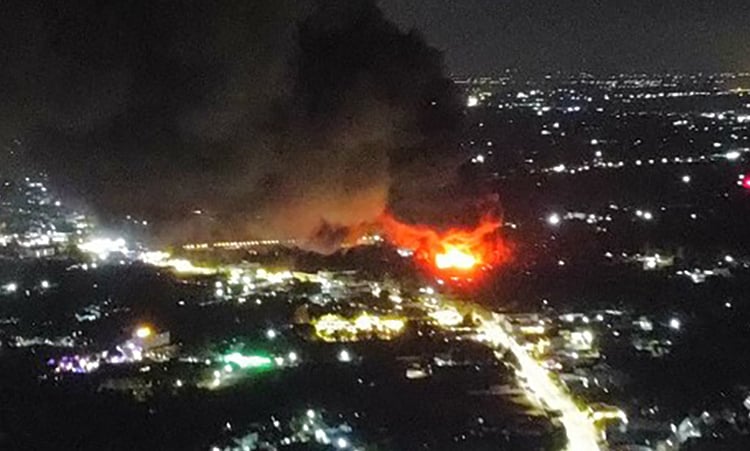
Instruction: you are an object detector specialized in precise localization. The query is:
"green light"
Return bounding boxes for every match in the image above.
[223,352,273,369]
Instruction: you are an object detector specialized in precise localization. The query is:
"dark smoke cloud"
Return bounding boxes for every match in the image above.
[0,0,463,247]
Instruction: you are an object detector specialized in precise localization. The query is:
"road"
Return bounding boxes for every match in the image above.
[479,314,601,451]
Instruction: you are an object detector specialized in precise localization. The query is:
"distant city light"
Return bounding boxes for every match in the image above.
[135,326,153,339]
[266,328,277,340]
[429,308,463,327]
[681,175,691,183]
[3,282,18,293]
[669,318,681,330]
[337,349,352,363]
[223,352,273,369]
[466,95,479,107]
[547,213,561,226]
[78,237,127,260]
[725,150,741,161]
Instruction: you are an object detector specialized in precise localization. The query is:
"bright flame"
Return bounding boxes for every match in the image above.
[378,213,510,276]
[435,246,478,270]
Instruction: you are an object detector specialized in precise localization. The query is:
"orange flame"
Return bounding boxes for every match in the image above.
[378,212,510,277]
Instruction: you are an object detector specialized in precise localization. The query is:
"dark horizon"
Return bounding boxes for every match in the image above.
[380,0,750,75]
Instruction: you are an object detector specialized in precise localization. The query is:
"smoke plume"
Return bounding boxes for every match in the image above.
[0,0,463,249]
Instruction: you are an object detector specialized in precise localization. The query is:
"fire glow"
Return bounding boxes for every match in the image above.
[378,213,510,276]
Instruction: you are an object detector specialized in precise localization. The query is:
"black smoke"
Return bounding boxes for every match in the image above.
[0,0,463,247]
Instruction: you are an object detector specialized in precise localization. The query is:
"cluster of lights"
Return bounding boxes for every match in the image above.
[139,252,215,275]
[635,210,654,221]
[78,237,128,260]
[313,313,405,342]
[428,308,464,327]
[538,149,745,177]
[222,352,273,369]
[212,408,361,450]
[49,355,100,374]
[182,239,295,251]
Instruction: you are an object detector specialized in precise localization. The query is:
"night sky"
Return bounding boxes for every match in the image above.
[380,0,750,74]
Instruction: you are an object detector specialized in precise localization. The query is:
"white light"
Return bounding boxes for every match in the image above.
[78,237,127,260]
[590,139,599,146]
[3,282,18,293]
[307,409,316,419]
[467,95,479,107]
[338,349,352,363]
[669,318,681,330]
[726,151,741,161]
[724,255,734,263]
[288,351,298,362]
[266,328,277,340]
[336,437,349,449]
[547,213,561,226]
[643,211,653,221]
[682,175,691,183]
[40,280,50,289]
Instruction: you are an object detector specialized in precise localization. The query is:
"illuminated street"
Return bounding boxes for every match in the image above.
[481,315,602,451]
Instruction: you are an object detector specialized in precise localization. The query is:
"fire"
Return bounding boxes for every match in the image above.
[378,212,510,276]
[435,246,477,270]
